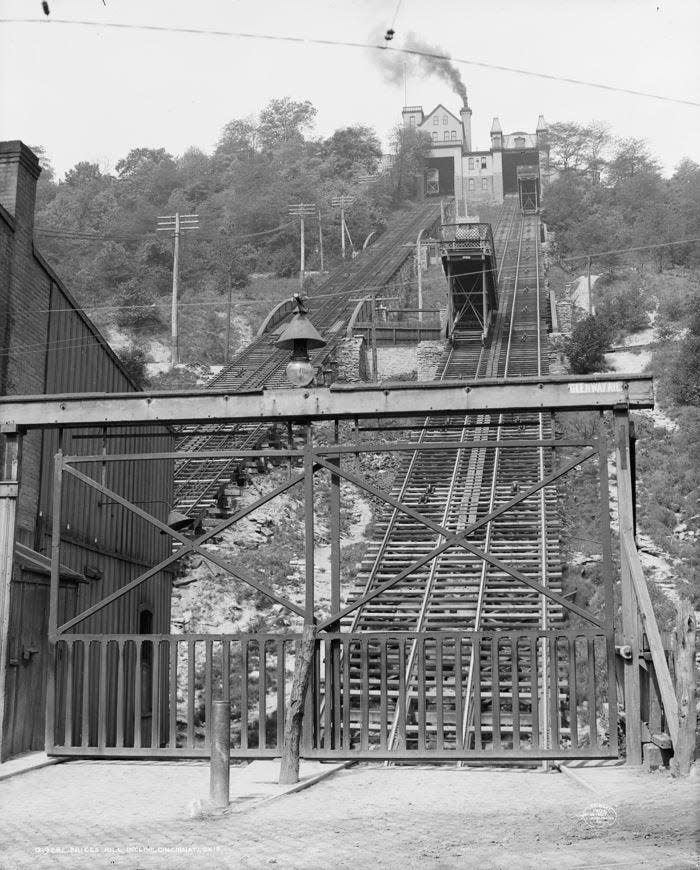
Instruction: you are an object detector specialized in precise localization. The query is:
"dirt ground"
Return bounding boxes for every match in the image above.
[0,761,698,869]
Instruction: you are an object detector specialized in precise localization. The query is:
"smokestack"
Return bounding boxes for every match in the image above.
[460,104,472,152]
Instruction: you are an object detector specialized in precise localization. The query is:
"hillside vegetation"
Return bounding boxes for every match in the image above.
[33,97,432,379]
[542,122,700,609]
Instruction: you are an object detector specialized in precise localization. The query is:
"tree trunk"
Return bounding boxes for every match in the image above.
[279,625,316,785]
[670,600,697,777]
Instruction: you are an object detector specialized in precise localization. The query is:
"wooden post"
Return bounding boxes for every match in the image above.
[0,430,21,762]
[279,430,317,784]
[279,625,316,785]
[329,431,341,747]
[614,409,642,764]
[670,600,696,777]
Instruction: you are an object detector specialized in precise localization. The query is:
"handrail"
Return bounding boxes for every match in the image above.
[256,297,298,337]
[621,530,679,746]
[345,296,372,338]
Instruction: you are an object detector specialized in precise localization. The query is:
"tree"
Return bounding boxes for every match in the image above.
[257,98,317,151]
[548,122,611,175]
[386,125,432,203]
[215,118,258,161]
[607,138,660,185]
[64,161,103,187]
[322,125,382,177]
[564,315,612,374]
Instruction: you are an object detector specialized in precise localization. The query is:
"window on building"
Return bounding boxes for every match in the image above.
[432,131,438,141]
[433,116,439,125]
[409,116,416,126]
[468,178,475,191]
[468,158,474,170]
[515,136,526,148]
[451,130,457,140]
[444,131,450,141]
[481,157,487,169]
[482,178,488,190]
[443,115,448,124]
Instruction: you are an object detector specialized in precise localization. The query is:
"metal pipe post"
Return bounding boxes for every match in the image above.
[300,216,305,291]
[209,699,231,807]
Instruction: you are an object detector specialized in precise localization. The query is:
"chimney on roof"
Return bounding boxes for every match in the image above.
[0,141,41,237]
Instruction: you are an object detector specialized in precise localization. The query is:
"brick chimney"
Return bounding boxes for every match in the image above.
[459,103,472,151]
[0,141,41,237]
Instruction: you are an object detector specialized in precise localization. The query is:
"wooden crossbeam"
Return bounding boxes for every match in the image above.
[56,462,307,632]
[314,450,604,631]
[0,375,654,430]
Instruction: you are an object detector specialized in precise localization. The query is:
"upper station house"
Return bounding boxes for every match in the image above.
[402,97,550,211]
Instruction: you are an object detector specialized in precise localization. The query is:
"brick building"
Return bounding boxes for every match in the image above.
[0,141,172,760]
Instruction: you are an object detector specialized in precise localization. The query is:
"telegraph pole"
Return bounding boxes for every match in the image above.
[318,208,325,273]
[289,203,316,291]
[157,211,199,367]
[331,195,354,259]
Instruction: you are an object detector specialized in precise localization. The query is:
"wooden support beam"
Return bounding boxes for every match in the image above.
[615,409,642,764]
[621,532,680,749]
[0,433,21,762]
[0,375,654,430]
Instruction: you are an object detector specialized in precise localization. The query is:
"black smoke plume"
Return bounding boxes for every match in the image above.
[370,30,468,104]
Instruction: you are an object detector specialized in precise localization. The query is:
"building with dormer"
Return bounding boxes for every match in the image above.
[402,100,550,212]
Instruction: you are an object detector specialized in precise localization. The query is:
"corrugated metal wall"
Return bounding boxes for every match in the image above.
[37,280,173,635]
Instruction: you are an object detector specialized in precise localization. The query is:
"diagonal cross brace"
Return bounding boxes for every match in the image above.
[56,462,307,633]
[314,448,603,631]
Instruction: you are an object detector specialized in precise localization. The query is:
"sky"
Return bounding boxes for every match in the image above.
[0,0,698,178]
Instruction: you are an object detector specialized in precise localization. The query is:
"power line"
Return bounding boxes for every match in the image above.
[34,220,297,243]
[1,17,698,107]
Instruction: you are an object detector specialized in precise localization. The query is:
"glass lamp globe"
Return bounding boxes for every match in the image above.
[285,358,316,387]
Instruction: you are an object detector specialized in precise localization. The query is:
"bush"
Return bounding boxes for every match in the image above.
[669,336,700,405]
[564,315,612,374]
[117,344,148,388]
[114,279,165,331]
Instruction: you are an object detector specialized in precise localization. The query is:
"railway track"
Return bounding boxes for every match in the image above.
[172,200,443,516]
[338,195,563,751]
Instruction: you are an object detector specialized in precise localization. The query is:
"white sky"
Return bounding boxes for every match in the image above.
[0,0,698,178]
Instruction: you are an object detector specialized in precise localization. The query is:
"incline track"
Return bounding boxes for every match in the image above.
[341,195,561,750]
[173,201,442,515]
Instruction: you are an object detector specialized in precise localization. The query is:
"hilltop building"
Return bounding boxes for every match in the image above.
[402,100,550,211]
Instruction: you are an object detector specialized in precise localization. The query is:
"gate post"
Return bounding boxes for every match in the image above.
[0,430,21,762]
[614,409,642,764]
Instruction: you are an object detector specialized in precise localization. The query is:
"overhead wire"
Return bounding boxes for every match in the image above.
[1,17,698,107]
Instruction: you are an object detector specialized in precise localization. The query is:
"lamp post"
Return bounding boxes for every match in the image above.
[275,295,327,387]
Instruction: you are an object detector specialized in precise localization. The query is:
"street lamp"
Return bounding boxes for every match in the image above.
[275,295,327,387]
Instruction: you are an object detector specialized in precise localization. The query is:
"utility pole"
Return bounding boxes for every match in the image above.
[157,211,199,367]
[331,195,354,259]
[318,208,325,273]
[225,273,233,363]
[416,228,426,324]
[289,203,316,291]
[586,255,592,314]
